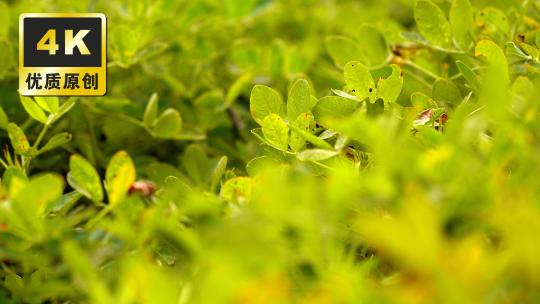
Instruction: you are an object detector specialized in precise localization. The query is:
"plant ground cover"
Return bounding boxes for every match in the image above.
[1,0,540,303]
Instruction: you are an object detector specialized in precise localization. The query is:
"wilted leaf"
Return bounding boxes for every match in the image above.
[7,123,31,155]
[105,151,136,206]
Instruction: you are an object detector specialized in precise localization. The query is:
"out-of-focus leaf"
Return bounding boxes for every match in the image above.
[456,60,479,92]
[220,177,253,204]
[0,105,8,130]
[153,108,182,138]
[210,156,228,193]
[475,40,508,81]
[356,25,389,67]
[414,0,452,48]
[68,154,103,202]
[433,79,462,105]
[476,7,510,36]
[105,151,136,206]
[325,35,363,68]
[12,173,64,218]
[0,2,9,38]
[450,0,474,50]
[143,93,159,127]
[226,73,252,107]
[313,96,357,122]
[182,144,210,185]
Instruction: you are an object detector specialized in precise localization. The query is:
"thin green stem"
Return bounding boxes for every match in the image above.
[33,124,50,150]
[404,60,441,81]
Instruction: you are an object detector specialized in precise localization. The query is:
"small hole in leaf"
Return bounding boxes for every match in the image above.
[369,88,373,93]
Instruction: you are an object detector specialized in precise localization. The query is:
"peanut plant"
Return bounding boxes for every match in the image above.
[1,0,540,303]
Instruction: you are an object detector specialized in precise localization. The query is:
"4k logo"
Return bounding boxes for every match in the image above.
[19,13,106,96]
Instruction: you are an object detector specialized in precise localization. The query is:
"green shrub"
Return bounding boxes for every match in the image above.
[1,0,540,303]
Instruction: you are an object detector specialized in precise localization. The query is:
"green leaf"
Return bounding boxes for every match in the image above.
[297,149,339,161]
[0,105,8,130]
[414,0,452,48]
[182,144,210,185]
[34,96,59,114]
[0,41,13,79]
[226,73,252,107]
[476,7,510,36]
[68,154,103,202]
[261,114,289,151]
[220,177,253,204]
[19,95,49,124]
[105,151,136,206]
[143,93,159,127]
[12,173,64,219]
[356,25,388,67]
[210,156,228,193]
[475,40,508,81]
[377,64,403,104]
[289,123,334,150]
[0,2,10,39]
[290,112,314,152]
[456,60,479,92]
[432,79,462,105]
[39,132,72,155]
[344,61,375,101]
[325,35,363,68]
[450,0,474,50]
[51,97,76,124]
[287,79,315,121]
[250,85,285,123]
[313,96,357,122]
[153,108,182,138]
[411,92,434,108]
[7,123,31,155]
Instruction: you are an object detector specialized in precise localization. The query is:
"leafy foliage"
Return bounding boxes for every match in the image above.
[1,0,540,303]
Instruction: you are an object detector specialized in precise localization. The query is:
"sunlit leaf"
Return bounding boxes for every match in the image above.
[68,154,103,202]
[105,151,136,206]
